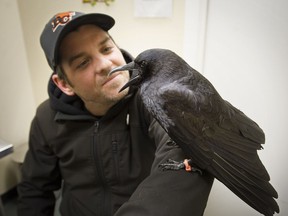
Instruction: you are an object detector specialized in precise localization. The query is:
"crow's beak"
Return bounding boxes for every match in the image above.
[109,62,142,92]
[109,62,135,75]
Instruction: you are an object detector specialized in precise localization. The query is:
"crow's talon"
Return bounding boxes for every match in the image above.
[159,159,185,171]
[190,166,203,175]
[159,159,202,175]
[166,140,179,148]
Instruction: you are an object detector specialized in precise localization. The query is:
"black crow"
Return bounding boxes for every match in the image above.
[109,48,279,216]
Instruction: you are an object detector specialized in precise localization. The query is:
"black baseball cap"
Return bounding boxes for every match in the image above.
[40,11,115,71]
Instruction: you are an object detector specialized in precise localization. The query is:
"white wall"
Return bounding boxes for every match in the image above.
[191,0,288,215]
[0,0,35,194]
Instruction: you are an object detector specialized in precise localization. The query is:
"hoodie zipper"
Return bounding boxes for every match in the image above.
[94,121,100,133]
[111,136,120,181]
[92,120,111,216]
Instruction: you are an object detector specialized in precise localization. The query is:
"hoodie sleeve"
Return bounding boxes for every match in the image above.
[17,106,62,216]
[114,117,214,216]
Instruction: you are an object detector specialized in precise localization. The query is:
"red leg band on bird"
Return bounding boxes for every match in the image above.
[184,159,192,172]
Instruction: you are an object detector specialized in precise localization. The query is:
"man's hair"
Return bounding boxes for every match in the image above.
[56,65,66,80]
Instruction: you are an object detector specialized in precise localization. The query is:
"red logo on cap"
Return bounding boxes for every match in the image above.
[51,12,76,32]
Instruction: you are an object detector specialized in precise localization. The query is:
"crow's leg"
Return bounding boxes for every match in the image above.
[159,159,202,175]
[159,159,185,170]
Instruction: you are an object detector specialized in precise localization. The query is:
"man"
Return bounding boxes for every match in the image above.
[17,11,213,216]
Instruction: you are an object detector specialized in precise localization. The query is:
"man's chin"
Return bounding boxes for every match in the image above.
[104,86,129,101]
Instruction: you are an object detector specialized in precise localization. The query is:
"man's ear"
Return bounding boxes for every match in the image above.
[52,74,75,96]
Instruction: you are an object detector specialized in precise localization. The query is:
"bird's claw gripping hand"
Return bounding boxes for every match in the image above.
[159,159,203,175]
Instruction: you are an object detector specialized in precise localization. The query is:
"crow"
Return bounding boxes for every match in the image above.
[109,48,279,216]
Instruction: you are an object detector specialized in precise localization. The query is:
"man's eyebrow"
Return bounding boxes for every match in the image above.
[66,36,113,66]
[67,52,86,67]
[99,36,112,46]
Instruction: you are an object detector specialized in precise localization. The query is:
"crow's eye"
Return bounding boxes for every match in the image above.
[140,61,147,68]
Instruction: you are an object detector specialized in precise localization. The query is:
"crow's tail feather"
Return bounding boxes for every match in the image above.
[210,154,279,216]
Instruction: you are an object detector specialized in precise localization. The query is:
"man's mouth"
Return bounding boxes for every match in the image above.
[102,72,119,86]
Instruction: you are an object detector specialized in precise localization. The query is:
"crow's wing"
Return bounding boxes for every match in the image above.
[152,70,279,216]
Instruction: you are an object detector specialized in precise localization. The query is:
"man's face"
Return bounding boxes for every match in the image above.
[58,24,129,115]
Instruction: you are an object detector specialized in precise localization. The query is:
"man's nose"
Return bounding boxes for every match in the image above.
[94,56,112,75]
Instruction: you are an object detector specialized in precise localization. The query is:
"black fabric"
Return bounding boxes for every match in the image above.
[115,169,213,216]
[48,80,87,115]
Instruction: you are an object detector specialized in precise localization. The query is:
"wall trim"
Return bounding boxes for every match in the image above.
[183,0,209,73]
